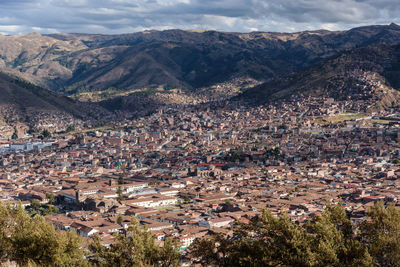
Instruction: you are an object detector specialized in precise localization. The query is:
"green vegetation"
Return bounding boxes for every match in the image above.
[89,217,179,267]
[0,202,179,267]
[116,186,125,202]
[41,129,51,139]
[0,202,86,266]
[26,199,59,216]
[66,124,76,133]
[74,86,178,102]
[3,200,400,266]
[278,124,288,130]
[264,146,281,160]
[11,131,18,140]
[192,202,400,267]
[314,113,366,125]
[224,150,248,162]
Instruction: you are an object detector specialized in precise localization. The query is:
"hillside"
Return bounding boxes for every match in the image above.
[239,44,400,111]
[0,24,400,94]
[0,72,111,133]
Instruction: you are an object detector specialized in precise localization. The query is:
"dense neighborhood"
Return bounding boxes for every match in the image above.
[2,87,400,264]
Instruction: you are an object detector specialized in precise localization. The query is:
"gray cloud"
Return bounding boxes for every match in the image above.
[0,0,399,35]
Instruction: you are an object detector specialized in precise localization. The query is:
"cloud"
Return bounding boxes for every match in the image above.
[0,0,399,35]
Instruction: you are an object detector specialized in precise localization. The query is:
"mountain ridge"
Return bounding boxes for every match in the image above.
[1,23,400,94]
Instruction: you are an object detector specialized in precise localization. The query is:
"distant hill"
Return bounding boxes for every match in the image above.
[0,72,110,121]
[1,23,400,94]
[239,44,400,111]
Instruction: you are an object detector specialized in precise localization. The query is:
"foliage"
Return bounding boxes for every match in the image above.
[116,186,125,202]
[46,193,55,204]
[66,124,76,133]
[41,129,51,139]
[26,200,59,216]
[0,202,86,266]
[263,146,281,160]
[4,199,400,266]
[224,151,249,163]
[192,204,379,267]
[278,124,288,130]
[11,130,18,140]
[89,217,179,267]
[360,202,400,266]
[117,215,123,226]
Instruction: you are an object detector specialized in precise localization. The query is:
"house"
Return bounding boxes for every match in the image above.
[70,222,99,237]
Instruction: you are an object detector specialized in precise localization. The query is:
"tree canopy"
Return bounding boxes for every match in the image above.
[0,202,179,267]
[0,202,86,266]
[192,202,400,267]
[89,217,179,267]
[3,200,400,266]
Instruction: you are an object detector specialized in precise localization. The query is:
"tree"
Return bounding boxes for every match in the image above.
[117,216,123,226]
[278,124,287,130]
[43,205,59,216]
[193,210,314,266]
[191,233,236,267]
[42,129,51,139]
[46,193,55,205]
[118,176,124,185]
[183,196,191,203]
[89,217,179,267]
[305,204,371,267]
[66,124,76,133]
[31,199,41,210]
[360,201,400,266]
[158,238,180,267]
[192,205,372,267]
[0,202,11,262]
[116,187,125,202]
[224,199,233,205]
[11,131,18,140]
[0,202,86,266]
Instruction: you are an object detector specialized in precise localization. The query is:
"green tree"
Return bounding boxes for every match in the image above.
[117,215,123,226]
[158,238,180,267]
[305,204,371,267]
[116,187,125,202]
[46,193,55,205]
[360,201,400,266]
[0,202,86,266]
[42,129,51,139]
[43,204,59,216]
[90,217,179,267]
[118,176,124,185]
[193,210,315,266]
[192,205,372,267]
[191,233,235,267]
[0,202,11,262]
[66,124,76,133]
[11,131,18,140]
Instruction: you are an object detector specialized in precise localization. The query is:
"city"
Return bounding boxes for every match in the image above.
[1,0,400,266]
[2,91,400,264]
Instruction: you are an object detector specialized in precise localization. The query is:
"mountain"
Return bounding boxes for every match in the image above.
[0,72,110,123]
[239,44,400,111]
[1,24,400,95]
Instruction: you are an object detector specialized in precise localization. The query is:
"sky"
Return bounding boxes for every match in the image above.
[0,0,399,35]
